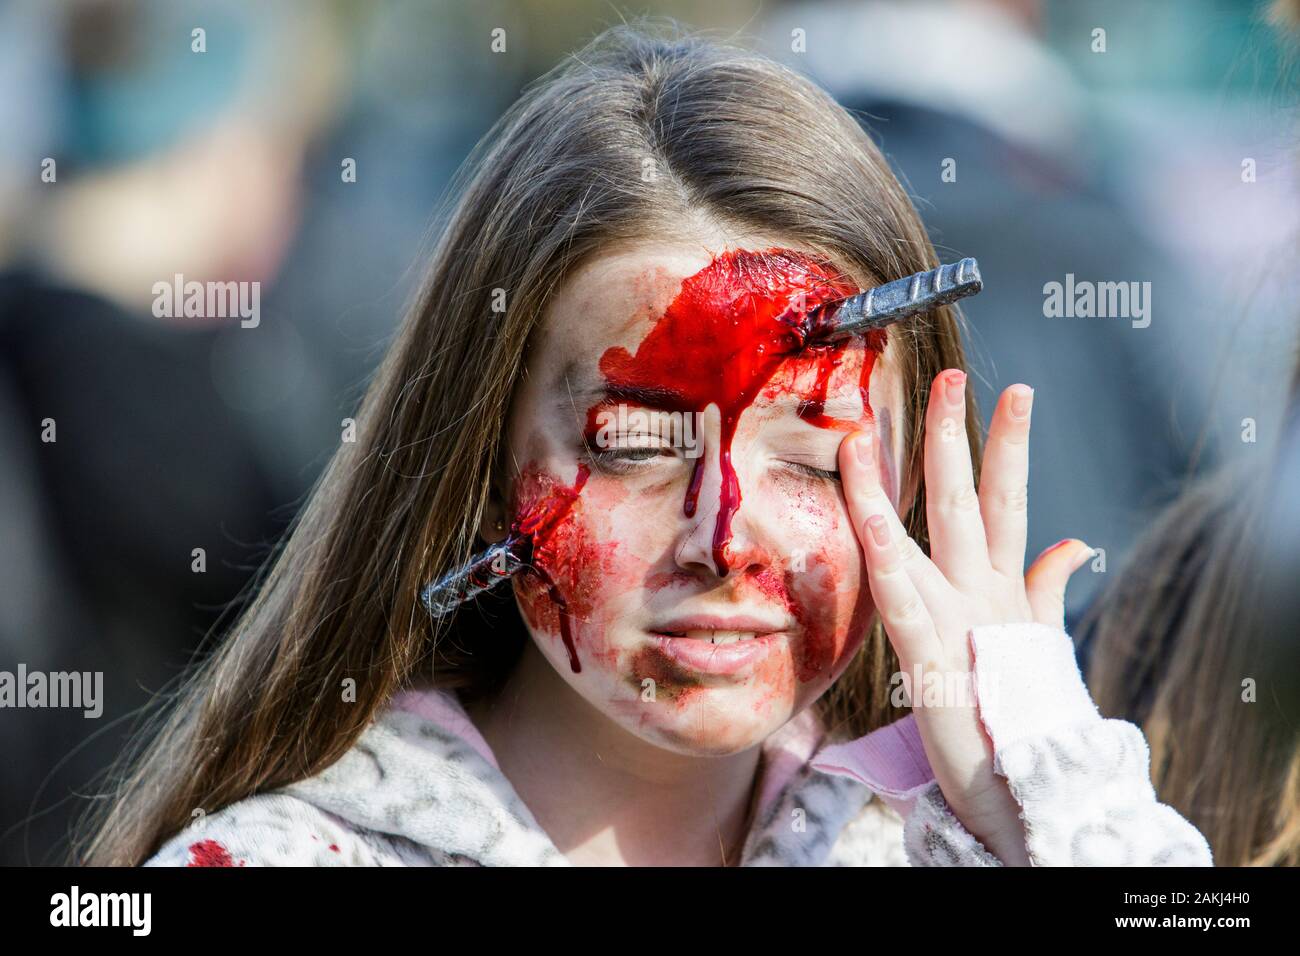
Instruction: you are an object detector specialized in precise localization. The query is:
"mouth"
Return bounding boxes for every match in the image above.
[646,616,793,677]
[652,614,790,636]
[655,630,766,645]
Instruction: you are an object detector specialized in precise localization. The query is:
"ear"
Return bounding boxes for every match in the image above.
[479,444,517,545]
[479,482,509,544]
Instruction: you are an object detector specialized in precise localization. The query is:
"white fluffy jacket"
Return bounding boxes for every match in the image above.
[146,622,1213,867]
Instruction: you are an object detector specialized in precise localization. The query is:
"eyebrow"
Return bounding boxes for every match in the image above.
[555,361,687,411]
[554,362,865,420]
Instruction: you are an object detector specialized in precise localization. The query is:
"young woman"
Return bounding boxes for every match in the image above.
[82,24,1211,867]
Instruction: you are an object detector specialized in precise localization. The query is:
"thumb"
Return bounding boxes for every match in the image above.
[1024,539,1093,628]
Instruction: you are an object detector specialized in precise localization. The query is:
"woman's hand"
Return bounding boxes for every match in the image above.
[838,369,1093,866]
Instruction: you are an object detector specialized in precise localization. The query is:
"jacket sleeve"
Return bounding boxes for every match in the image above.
[811,621,1213,866]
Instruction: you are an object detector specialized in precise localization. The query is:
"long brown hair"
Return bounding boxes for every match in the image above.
[79,21,979,866]
[1083,368,1300,866]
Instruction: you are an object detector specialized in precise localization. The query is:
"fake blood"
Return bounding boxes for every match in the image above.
[512,464,591,672]
[590,248,880,574]
[186,839,243,867]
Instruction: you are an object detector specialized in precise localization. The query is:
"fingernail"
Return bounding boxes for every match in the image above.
[855,431,875,469]
[867,515,890,547]
[1070,541,1094,570]
[1010,386,1034,420]
[945,370,967,406]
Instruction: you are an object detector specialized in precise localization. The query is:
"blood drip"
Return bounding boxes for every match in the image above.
[589,248,881,574]
[796,336,884,429]
[512,464,591,672]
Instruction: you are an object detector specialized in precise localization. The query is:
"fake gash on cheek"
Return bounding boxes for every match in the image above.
[746,554,873,684]
[509,463,595,673]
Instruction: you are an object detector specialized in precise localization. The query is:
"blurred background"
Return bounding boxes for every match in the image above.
[0,0,1295,864]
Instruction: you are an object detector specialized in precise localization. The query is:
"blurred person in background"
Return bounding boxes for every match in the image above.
[1081,0,1300,867]
[0,0,523,864]
[0,0,337,863]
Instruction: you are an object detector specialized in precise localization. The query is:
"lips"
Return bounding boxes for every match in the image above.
[652,614,790,636]
[647,614,793,676]
[646,632,786,677]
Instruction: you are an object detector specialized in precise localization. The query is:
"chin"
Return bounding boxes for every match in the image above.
[533,625,816,756]
[610,682,795,756]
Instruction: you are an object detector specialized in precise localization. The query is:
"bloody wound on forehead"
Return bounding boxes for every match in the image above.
[589,249,862,577]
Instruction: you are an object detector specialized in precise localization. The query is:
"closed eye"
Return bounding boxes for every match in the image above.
[782,457,841,482]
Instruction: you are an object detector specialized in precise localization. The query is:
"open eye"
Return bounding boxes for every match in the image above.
[582,434,677,474]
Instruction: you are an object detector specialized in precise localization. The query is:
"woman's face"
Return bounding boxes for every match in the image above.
[495,233,906,756]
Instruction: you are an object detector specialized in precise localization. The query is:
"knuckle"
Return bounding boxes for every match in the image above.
[875,560,906,580]
[896,535,928,566]
[858,486,893,511]
[992,484,1029,514]
[891,596,928,627]
[941,485,982,515]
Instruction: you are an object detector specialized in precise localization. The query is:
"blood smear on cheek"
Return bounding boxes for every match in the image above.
[512,463,601,673]
[811,551,875,682]
[751,556,862,684]
[627,646,706,707]
[740,565,827,685]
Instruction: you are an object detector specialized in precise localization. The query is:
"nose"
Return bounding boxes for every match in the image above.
[673,405,773,579]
